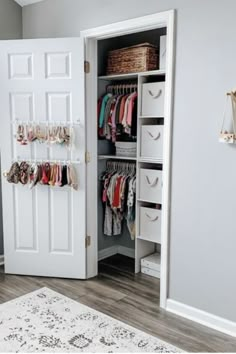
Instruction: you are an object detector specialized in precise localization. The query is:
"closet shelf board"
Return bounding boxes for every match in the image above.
[139,115,165,119]
[98,73,138,81]
[137,198,162,204]
[138,69,166,77]
[138,158,163,164]
[98,155,137,161]
[98,69,165,81]
[137,235,161,244]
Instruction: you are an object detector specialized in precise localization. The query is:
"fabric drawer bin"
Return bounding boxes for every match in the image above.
[139,169,162,203]
[139,207,162,243]
[141,125,164,159]
[141,266,160,279]
[141,82,165,117]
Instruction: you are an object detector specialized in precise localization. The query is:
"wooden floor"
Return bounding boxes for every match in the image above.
[0,255,236,352]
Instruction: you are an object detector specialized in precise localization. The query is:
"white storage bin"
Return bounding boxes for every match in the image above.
[115,142,137,157]
[159,35,167,70]
[141,125,164,160]
[141,82,165,117]
[141,266,160,279]
[141,252,161,272]
[139,207,162,243]
[139,169,162,203]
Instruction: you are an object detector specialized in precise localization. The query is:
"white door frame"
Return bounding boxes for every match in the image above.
[81,10,175,309]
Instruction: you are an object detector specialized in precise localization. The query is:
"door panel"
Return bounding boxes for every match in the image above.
[0,38,86,279]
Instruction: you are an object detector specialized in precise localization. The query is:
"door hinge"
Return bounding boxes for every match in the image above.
[85,151,91,163]
[85,235,91,248]
[84,60,90,74]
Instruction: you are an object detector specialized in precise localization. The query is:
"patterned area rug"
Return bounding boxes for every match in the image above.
[0,287,182,353]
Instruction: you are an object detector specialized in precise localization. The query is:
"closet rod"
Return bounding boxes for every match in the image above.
[11,120,81,126]
[106,83,137,93]
[106,160,136,170]
[13,158,81,165]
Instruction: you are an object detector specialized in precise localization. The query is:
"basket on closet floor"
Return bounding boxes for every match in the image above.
[107,43,158,75]
[115,142,137,157]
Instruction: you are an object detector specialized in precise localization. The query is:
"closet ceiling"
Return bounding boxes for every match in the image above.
[14,0,44,6]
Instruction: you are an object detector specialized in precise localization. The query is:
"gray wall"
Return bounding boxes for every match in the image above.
[0,0,22,255]
[0,0,22,40]
[22,0,236,322]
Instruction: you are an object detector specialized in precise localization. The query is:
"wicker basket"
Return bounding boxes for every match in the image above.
[107,43,158,75]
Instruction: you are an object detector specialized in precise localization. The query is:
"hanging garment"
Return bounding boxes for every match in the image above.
[101,162,136,239]
[98,93,112,129]
[98,86,138,142]
[126,176,136,240]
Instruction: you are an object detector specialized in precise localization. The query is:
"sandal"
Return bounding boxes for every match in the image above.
[48,164,57,186]
[55,164,62,186]
[70,165,78,190]
[27,124,37,142]
[64,126,71,146]
[29,163,38,189]
[61,165,68,186]
[6,162,20,184]
[67,165,71,186]
[41,163,50,184]
[16,125,24,143]
[19,162,29,184]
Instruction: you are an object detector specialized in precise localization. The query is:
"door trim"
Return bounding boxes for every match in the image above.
[81,10,176,309]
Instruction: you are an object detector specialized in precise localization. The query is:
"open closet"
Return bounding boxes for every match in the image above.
[96,28,167,280]
[82,10,175,310]
[0,10,174,309]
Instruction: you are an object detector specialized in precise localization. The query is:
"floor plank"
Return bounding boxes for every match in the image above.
[0,255,236,352]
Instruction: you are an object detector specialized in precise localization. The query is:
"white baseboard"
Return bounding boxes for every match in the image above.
[0,255,4,266]
[98,246,135,261]
[167,299,236,338]
[98,246,118,261]
[117,245,135,259]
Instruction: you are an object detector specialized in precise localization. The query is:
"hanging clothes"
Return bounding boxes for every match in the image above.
[98,84,137,142]
[100,161,136,239]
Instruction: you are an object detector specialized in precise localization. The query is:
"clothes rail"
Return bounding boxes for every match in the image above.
[106,83,137,94]
[106,160,136,173]
[11,120,81,126]
[13,158,81,165]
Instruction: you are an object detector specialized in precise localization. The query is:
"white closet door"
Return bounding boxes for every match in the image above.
[0,38,87,279]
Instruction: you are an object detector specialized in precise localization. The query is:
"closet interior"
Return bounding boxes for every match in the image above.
[97,27,167,281]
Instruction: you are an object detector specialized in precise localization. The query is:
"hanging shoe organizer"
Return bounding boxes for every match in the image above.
[4,120,81,190]
[219,91,236,144]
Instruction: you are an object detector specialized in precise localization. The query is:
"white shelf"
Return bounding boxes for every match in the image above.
[138,158,163,164]
[139,115,164,119]
[137,198,162,204]
[98,155,137,161]
[99,73,138,81]
[137,235,161,244]
[139,69,166,77]
[98,69,165,81]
